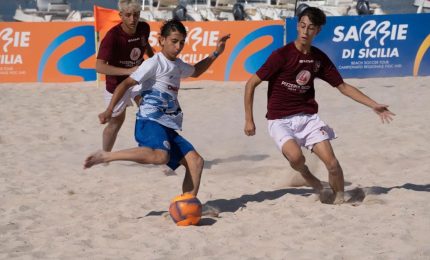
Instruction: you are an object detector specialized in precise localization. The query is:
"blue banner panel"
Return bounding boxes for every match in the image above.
[286,14,430,78]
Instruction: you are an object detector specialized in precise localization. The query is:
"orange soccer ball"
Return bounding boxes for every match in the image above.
[169,193,202,226]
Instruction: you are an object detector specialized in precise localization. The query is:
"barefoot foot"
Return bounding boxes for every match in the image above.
[333,191,345,205]
[84,150,108,169]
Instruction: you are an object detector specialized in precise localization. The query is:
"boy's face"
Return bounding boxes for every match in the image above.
[160,31,186,61]
[296,15,321,46]
[119,8,140,32]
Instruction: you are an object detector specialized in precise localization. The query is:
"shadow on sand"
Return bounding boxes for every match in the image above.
[204,188,312,213]
[204,154,270,169]
[364,183,430,194]
[143,183,429,226]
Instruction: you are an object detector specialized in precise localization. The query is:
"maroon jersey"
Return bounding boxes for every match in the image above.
[97,22,151,93]
[256,42,344,120]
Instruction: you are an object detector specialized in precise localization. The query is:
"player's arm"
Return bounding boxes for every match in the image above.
[244,74,263,136]
[337,82,395,123]
[96,59,136,76]
[99,77,138,124]
[191,34,231,77]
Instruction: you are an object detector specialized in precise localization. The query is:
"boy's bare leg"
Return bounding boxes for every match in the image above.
[296,165,324,193]
[102,110,126,152]
[180,151,204,196]
[84,147,168,169]
[312,140,345,204]
[282,140,324,193]
[180,151,219,217]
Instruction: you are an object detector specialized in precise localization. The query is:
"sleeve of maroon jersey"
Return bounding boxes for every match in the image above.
[256,50,284,81]
[316,51,344,87]
[97,30,115,62]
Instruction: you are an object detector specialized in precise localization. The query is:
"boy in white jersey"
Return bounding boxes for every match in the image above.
[84,20,230,197]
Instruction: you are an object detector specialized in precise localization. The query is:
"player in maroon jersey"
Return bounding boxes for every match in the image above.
[243,7,394,204]
[96,0,154,152]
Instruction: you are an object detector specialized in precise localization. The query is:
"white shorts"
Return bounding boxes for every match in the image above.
[268,113,336,151]
[104,84,143,117]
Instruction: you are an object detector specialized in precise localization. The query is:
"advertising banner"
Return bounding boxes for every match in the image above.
[0,22,96,82]
[0,20,284,82]
[286,13,430,78]
[148,21,284,81]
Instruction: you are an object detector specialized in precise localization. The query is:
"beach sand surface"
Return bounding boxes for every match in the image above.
[0,77,429,259]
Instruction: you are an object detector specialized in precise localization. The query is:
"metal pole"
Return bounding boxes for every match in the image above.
[294,0,299,16]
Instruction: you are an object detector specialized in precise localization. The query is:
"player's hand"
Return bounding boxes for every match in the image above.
[215,34,231,56]
[244,120,256,136]
[372,104,395,124]
[98,110,112,124]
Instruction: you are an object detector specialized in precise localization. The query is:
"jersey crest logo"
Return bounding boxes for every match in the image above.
[296,70,311,86]
[130,47,141,61]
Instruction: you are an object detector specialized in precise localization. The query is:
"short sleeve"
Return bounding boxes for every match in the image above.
[256,50,284,81]
[317,52,344,87]
[130,56,158,84]
[97,30,114,61]
[178,59,195,78]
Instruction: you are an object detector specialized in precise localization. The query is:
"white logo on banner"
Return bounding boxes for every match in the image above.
[187,27,219,51]
[0,28,31,52]
[147,27,221,63]
[332,20,408,47]
[0,28,30,64]
[333,20,407,59]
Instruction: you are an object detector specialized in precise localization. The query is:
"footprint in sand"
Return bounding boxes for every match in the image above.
[0,222,19,234]
[35,133,49,141]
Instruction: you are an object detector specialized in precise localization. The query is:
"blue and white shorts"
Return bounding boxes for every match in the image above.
[134,119,195,170]
[268,113,336,151]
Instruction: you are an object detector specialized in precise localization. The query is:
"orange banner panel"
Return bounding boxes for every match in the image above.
[0,22,96,82]
[145,20,284,81]
[1,20,284,83]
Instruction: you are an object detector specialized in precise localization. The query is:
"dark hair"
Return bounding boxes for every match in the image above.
[160,19,187,38]
[298,7,326,26]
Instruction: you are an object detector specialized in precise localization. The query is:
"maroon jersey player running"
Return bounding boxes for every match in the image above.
[96,0,154,152]
[244,7,395,204]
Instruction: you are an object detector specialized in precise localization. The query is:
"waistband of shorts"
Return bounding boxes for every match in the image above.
[270,113,313,121]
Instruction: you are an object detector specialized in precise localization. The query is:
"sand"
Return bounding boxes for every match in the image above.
[0,77,429,259]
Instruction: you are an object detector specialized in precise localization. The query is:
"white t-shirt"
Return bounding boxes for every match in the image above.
[130,52,195,130]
